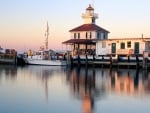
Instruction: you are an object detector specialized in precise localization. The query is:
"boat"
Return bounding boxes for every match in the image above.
[24,22,66,66]
[25,49,66,66]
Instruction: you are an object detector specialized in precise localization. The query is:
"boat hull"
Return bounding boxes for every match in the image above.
[26,59,66,66]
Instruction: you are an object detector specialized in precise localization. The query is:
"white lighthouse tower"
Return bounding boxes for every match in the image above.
[82,4,98,24]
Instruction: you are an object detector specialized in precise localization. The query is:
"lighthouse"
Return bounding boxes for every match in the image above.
[63,4,109,56]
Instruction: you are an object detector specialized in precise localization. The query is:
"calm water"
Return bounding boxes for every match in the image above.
[0,65,150,113]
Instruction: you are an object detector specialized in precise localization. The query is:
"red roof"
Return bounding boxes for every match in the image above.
[62,39,95,44]
[69,24,110,33]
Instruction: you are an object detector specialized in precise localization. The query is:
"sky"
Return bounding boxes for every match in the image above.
[0,0,150,51]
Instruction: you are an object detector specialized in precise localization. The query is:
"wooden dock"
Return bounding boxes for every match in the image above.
[69,55,150,69]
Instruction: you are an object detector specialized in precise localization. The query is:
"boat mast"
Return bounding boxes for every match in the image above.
[45,21,49,50]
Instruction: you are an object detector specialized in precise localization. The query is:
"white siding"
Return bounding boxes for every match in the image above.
[96,41,109,55]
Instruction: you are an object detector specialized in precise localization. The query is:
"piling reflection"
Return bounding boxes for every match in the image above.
[67,67,150,113]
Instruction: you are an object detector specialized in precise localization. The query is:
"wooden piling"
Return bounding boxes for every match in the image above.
[110,55,112,68]
[85,54,88,67]
[77,54,81,67]
[143,51,148,70]
[127,56,130,69]
[93,54,95,67]
[136,55,139,69]
[102,55,104,68]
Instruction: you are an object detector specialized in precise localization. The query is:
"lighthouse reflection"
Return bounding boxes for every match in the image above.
[67,67,106,113]
[67,67,150,113]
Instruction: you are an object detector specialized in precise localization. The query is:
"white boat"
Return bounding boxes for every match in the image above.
[24,22,66,66]
[25,50,66,66]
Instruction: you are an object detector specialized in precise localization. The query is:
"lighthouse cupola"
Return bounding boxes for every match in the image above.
[82,4,98,24]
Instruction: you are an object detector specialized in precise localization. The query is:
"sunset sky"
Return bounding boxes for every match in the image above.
[0,0,150,51]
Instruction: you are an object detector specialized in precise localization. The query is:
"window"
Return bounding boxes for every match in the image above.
[74,33,76,39]
[102,42,106,48]
[90,32,92,39]
[103,33,107,39]
[127,41,131,48]
[92,18,95,23]
[86,32,88,39]
[103,33,106,39]
[101,33,104,39]
[97,32,99,39]
[120,42,125,49]
[78,33,80,39]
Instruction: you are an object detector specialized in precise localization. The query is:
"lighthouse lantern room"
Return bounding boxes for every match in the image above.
[82,4,98,24]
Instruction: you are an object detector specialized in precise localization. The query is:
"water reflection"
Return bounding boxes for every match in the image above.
[0,65,150,113]
[109,69,150,95]
[67,67,150,113]
[25,65,66,103]
[0,65,17,81]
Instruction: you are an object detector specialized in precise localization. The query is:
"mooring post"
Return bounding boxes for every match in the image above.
[70,55,73,67]
[117,55,119,69]
[93,54,95,67]
[136,55,139,69]
[66,51,71,67]
[102,55,104,68]
[77,54,81,67]
[85,54,88,67]
[143,51,148,70]
[110,55,112,68]
[127,55,130,69]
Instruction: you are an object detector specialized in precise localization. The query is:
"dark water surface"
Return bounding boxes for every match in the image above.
[0,65,150,113]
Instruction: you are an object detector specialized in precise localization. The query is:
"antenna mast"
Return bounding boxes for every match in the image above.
[45,21,49,50]
[92,0,95,8]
